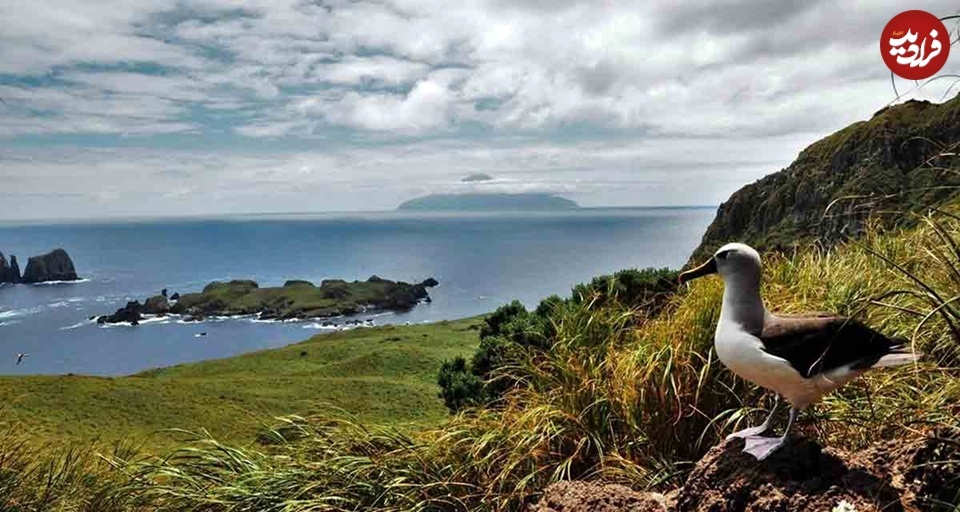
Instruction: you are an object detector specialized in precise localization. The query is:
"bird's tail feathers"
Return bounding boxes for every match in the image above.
[874,339,920,368]
[874,352,920,368]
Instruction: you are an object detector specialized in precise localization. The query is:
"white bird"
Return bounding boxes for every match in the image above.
[679,242,918,460]
[16,352,27,365]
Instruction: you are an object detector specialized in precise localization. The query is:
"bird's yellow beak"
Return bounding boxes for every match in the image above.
[678,257,717,285]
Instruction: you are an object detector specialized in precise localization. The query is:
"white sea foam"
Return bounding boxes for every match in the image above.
[30,278,92,286]
[0,320,21,327]
[0,306,42,320]
[98,315,172,328]
[173,314,237,324]
[47,297,88,308]
[60,318,96,330]
[98,322,133,328]
[301,322,340,330]
[100,320,167,328]
[247,316,300,324]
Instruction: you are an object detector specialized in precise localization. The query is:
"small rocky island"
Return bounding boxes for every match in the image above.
[1,248,79,284]
[97,276,439,325]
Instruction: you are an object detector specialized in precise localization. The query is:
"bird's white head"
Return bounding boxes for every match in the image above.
[678,242,762,286]
[680,242,767,330]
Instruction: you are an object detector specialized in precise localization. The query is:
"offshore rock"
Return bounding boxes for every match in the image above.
[22,248,79,283]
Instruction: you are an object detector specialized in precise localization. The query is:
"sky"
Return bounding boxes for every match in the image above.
[0,0,958,220]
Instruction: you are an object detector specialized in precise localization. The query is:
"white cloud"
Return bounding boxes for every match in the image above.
[312,56,431,87]
[314,77,457,133]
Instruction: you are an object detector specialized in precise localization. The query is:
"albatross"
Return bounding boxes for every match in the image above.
[680,242,918,460]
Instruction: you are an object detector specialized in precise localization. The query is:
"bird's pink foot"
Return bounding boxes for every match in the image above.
[741,435,786,460]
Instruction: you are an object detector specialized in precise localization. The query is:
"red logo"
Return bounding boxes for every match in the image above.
[881,10,950,80]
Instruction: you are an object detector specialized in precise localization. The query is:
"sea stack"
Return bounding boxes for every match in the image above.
[0,252,21,283]
[22,248,79,283]
[9,255,20,283]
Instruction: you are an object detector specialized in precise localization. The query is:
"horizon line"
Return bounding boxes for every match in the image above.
[0,205,719,226]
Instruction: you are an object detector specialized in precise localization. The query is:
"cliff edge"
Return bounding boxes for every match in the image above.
[690,97,960,264]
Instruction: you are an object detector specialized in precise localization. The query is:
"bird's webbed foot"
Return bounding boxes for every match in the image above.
[740,435,787,460]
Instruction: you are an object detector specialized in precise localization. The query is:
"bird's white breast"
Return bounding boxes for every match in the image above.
[714,323,819,408]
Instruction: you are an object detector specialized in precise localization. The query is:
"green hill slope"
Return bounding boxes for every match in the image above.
[0,318,480,450]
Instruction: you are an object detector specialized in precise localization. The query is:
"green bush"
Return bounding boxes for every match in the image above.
[437,356,483,411]
[438,268,681,412]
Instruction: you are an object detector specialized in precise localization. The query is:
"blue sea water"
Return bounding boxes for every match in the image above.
[0,209,714,376]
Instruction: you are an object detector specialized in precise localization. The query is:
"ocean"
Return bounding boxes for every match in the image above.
[0,208,714,376]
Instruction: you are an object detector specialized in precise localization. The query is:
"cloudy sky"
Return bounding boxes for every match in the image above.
[0,0,957,220]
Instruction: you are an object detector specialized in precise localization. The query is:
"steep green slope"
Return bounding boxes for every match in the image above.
[690,96,960,263]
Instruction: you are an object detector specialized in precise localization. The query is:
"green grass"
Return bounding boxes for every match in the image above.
[0,318,481,451]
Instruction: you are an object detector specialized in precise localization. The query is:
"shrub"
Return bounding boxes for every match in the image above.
[438,268,681,412]
[437,356,484,411]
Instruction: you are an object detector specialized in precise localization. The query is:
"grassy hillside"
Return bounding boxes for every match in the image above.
[0,318,481,450]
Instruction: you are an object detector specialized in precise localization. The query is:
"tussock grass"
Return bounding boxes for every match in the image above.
[0,419,140,511]
[5,209,960,511]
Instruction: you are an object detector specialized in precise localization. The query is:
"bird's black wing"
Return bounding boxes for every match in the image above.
[760,314,900,378]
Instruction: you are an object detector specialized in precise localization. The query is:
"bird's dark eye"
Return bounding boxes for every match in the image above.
[716,250,732,260]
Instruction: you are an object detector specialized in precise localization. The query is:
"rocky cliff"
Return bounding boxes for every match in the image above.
[690,96,960,263]
[21,248,78,283]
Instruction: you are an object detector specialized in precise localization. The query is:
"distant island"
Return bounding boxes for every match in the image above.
[460,173,494,182]
[397,193,580,211]
[97,276,439,325]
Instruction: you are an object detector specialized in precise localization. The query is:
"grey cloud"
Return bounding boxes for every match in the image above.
[654,0,824,37]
